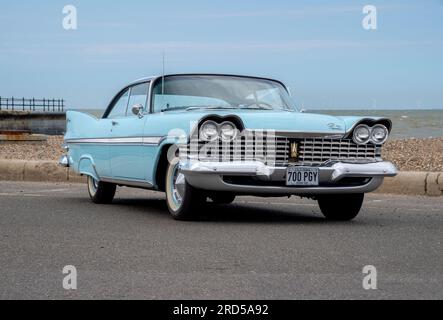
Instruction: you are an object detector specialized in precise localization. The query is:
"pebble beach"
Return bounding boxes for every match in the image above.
[0,135,442,172]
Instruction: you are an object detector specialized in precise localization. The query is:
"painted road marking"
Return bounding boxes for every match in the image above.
[0,193,44,197]
[34,188,72,193]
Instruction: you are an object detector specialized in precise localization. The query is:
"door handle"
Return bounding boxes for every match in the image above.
[112,121,119,126]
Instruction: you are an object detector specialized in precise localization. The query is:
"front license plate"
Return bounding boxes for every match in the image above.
[286,167,319,186]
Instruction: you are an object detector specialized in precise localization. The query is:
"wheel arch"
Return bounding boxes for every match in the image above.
[78,155,100,181]
[153,143,174,191]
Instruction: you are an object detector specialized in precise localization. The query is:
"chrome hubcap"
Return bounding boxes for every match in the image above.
[93,179,99,190]
[171,166,185,206]
[88,176,98,195]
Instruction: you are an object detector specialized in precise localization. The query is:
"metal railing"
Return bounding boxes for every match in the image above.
[0,97,65,112]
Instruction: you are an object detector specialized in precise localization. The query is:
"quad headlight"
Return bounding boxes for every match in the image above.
[199,121,219,141]
[370,124,389,145]
[219,122,238,142]
[352,124,389,145]
[199,120,239,142]
[353,124,371,144]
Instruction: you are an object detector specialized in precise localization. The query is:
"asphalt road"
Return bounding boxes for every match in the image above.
[0,181,442,300]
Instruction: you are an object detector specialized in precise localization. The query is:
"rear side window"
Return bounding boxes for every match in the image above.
[127,82,150,117]
[108,88,129,118]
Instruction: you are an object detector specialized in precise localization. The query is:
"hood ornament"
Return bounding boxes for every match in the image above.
[290,142,298,158]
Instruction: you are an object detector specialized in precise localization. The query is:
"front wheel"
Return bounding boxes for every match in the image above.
[317,193,364,221]
[209,193,236,204]
[165,161,205,220]
[87,176,116,204]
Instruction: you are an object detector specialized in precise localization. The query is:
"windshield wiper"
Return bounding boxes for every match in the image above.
[238,103,273,110]
[160,106,190,112]
[238,103,294,111]
[185,105,237,111]
[161,105,237,112]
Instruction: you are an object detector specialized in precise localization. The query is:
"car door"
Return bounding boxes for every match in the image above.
[108,82,150,180]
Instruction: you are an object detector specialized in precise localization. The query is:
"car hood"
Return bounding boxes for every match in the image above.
[190,110,389,134]
[233,111,347,134]
[139,109,389,138]
[167,110,348,135]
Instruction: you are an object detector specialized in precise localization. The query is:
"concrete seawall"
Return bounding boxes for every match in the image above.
[0,111,66,135]
[0,160,441,196]
[0,160,85,183]
[376,171,443,196]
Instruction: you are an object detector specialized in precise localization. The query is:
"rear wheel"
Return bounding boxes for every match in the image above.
[165,161,205,220]
[317,193,364,221]
[87,176,116,204]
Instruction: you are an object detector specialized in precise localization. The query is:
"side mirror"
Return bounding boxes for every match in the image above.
[131,104,144,118]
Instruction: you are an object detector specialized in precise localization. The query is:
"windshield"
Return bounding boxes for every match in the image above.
[152,75,296,112]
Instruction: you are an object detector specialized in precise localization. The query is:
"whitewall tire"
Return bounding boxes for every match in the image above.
[165,161,205,220]
[87,176,116,204]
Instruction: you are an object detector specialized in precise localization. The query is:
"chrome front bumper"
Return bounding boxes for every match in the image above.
[180,160,397,195]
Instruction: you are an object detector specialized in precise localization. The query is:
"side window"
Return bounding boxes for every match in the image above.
[127,82,149,117]
[108,88,129,118]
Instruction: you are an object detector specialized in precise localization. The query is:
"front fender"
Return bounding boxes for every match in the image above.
[337,116,393,136]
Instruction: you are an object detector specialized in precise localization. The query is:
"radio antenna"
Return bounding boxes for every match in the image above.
[162,50,165,95]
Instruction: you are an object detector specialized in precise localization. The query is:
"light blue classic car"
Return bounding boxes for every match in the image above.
[60,74,397,220]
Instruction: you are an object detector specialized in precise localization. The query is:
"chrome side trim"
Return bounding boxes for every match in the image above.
[67,137,143,144]
[65,136,163,145]
[143,136,164,144]
[100,176,154,189]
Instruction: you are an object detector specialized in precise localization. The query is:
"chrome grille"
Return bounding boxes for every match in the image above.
[183,136,382,167]
[183,136,290,166]
[296,138,382,166]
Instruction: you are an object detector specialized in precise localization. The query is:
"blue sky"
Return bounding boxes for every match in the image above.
[1,0,442,110]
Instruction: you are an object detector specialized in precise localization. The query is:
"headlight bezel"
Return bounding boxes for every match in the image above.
[353,124,372,145]
[199,120,220,142]
[199,120,239,142]
[370,124,389,145]
[219,121,238,142]
[352,123,389,145]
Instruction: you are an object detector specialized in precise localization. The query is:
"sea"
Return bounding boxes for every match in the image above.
[75,109,443,140]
